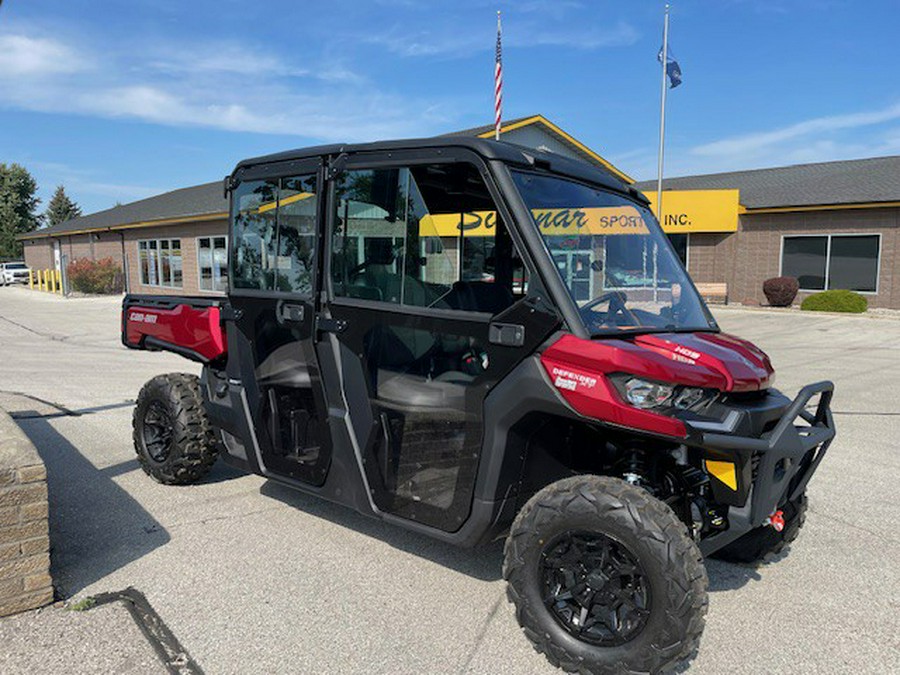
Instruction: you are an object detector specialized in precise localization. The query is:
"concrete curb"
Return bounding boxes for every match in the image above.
[0,408,53,617]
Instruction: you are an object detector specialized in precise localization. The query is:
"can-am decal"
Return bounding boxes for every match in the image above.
[129,311,158,324]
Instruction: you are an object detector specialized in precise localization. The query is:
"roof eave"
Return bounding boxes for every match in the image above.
[17,211,229,241]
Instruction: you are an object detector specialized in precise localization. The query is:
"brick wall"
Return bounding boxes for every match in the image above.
[681,207,900,308]
[22,240,53,271]
[0,411,52,617]
[730,207,900,308]
[124,219,228,296]
[686,233,735,285]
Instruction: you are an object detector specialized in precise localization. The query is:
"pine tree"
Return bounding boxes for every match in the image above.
[45,185,83,227]
[0,163,41,260]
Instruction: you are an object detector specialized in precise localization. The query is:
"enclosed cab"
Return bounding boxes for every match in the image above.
[123,138,834,675]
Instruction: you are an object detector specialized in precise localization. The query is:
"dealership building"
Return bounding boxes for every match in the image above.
[19,115,900,308]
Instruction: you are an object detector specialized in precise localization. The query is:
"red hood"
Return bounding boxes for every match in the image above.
[543,332,774,393]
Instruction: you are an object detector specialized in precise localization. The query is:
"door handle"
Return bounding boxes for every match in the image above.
[489,322,525,347]
[278,302,305,323]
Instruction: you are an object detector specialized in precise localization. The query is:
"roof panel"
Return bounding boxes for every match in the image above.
[634,155,900,209]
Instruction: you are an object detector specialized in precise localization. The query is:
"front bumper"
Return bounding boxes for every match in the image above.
[691,381,835,555]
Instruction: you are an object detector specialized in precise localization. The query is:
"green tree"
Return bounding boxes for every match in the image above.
[45,185,83,227]
[0,163,41,260]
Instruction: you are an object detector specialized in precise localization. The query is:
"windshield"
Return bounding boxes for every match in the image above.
[5,263,26,269]
[512,171,715,335]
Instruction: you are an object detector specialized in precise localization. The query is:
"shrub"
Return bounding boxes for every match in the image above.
[800,289,868,313]
[763,276,799,307]
[67,257,123,294]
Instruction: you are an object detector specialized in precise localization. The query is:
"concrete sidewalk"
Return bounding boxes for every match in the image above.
[0,601,163,674]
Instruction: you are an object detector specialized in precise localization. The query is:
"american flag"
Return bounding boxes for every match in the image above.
[494,11,503,140]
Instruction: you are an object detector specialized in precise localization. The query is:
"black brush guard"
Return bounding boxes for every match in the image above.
[697,381,835,555]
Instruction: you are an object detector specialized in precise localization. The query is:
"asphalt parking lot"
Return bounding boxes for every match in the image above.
[0,285,898,674]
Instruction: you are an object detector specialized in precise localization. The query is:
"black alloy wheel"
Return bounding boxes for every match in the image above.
[541,530,651,647]
[141,400,174,463]
[504,475,708,675]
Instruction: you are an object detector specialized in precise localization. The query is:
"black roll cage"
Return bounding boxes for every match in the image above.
[221,136,667,340]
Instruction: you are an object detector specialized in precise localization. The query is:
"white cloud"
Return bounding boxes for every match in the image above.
[617,106,900,181]
[0,34,91,76]
[366,18,638,58]
[691,103,900,159]
[27,160,163,210]
[0,27,450,142]
[145,43,304,77]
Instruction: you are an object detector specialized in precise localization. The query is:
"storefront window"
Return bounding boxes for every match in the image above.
[198,236,228,292]
[829,235,879,293]
[138,238,182,288]
[782,234,879,293]
[667,233,688,268]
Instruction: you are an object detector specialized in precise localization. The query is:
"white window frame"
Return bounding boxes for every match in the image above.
[196,235,229,294]
[779,232,881,295]
[137,238,183,289]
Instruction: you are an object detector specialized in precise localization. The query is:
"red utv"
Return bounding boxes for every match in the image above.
[123,138,834,674]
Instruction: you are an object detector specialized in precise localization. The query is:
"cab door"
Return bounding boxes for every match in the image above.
[321,153,556,532]
[226,159,332,485]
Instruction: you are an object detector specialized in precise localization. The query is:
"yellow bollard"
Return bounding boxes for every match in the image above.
[50,270,56,294]
[37,270,42,291]
[56,270,62,294]
[29,270,34,290]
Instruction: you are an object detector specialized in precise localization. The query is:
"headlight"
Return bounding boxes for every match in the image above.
[672,386,708,409]
[624,378,675,408]
[613,375,715,412]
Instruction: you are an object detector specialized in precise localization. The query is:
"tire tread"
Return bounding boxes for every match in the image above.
[132,373,218,485]
[503,475,708,675]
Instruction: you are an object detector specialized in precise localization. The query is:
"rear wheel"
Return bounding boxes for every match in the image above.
[504,475,708,675]
[133,373,219,485]
[712,492,807,565]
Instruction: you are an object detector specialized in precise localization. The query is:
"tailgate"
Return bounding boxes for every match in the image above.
[122,295,227,363]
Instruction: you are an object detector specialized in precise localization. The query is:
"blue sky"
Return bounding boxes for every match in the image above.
[1,0,899,215]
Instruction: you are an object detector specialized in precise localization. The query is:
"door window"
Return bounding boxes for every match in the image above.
[231,175,318,294]
[331,163,525,314]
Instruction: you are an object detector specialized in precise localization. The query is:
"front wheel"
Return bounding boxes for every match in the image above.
[503,475,708,675]
[133,373,219,485]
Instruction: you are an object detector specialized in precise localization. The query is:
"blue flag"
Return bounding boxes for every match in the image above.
[658,45,683,88]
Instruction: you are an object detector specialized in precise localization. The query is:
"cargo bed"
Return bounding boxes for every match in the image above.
[122,294,228,363]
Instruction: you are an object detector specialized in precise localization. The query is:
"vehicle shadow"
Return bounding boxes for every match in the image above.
[15,414,170,599]
[261,480,773,590]
[260,480,505,582]
[705,559,763,591]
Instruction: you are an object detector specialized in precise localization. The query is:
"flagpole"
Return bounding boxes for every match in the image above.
[656,4,670,224]
[495,10,502,141]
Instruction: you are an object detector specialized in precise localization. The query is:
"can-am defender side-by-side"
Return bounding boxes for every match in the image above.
[122,138,834,674]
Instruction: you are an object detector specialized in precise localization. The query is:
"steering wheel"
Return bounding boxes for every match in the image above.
[578,291,638,330]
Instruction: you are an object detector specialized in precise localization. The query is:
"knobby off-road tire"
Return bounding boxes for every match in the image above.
[712,492,808,565]
[503,475,708,675]
[133,373,219,485]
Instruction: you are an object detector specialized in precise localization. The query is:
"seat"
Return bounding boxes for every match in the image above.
[255,343,311,388]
